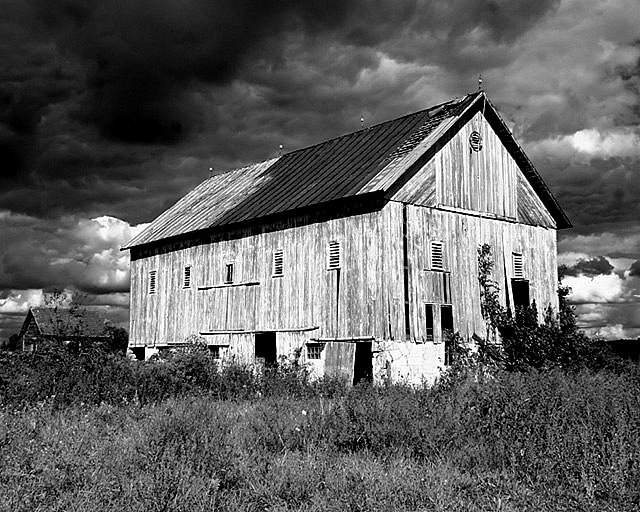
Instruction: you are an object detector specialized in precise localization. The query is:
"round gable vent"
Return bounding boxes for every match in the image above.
[469,130,483,152]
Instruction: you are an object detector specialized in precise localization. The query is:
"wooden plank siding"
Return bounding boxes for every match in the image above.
[129,203,406,348]
[394,111,519,220]
[435,112,517,219]
[402,204,558,343]
[130,201,558,350]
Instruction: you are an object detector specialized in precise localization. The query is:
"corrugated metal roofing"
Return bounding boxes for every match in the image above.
[124,92,570,249]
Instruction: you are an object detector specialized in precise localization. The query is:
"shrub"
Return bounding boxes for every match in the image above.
[476,244,614,371]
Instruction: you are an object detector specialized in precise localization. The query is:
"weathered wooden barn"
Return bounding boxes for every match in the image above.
[18,307,109,352]
[123,92,570,384]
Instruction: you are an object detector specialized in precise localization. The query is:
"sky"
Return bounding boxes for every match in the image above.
[1,0,639,341]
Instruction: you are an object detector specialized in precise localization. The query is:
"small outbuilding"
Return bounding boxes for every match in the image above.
[18,307,109,352]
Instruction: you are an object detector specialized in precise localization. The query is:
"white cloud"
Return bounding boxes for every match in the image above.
[585,323,631,340]
[0,289,44,314]
[0,213,147,294]
[529,128,640,162]
[75,216,149,250]
[562,273,624,303]
[558,251,591,266]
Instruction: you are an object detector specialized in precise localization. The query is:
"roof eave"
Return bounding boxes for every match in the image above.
[126,191,387,254]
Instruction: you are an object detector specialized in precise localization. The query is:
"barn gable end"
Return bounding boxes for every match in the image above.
[391,109,557,229]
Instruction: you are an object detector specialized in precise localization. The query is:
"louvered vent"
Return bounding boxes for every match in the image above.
[513,253,524,279]
[430,241,444,271]
[149,270,157,295]
[328,241,341,270]
[272,249,284,277]
[469,130,483,152]
[183,265,191,288]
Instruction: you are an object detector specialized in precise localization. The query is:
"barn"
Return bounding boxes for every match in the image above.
[18,307,110,352]
[123,91,571,385]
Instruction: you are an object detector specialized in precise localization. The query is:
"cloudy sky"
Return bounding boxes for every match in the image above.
[1,0,639,341]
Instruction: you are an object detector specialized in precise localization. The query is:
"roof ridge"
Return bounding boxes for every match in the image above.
[209,93,477,178]
[280,93,475,158]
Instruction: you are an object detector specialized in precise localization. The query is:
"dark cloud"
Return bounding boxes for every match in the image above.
[560,256,615,278]
[0,0,566,221]
[1,0,561,149]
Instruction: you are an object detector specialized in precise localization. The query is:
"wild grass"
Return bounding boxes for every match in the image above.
[1,347,639,511]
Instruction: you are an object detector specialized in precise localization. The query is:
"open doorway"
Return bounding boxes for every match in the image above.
[353,342,373,384]
[255,332,277,365]
[511,279,530,311]
[441,305,454,366]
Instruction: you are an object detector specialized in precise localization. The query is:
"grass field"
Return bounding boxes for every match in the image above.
[1,349,639,511]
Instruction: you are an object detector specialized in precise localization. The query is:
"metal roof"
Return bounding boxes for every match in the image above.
[124,92,569,249]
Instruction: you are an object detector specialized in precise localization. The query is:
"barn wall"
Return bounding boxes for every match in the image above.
[403,203,559,343]
[129,203,406,348]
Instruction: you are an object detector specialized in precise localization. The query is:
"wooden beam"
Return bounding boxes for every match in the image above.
[310,336,375,342]
[200,326,319,335]
[198,281,260,290]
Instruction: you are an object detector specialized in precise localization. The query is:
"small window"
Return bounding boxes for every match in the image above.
[272,249,284,277]
[306,343,325,360]
[148,270,157,295]
[183,265,191,288]
[224,262,234,284]
[430,241,444,271]
[327,240,341,270]
[425,304,435,342]
[208,346,220,359]
[442,273,451,304]
[512,253,524,279]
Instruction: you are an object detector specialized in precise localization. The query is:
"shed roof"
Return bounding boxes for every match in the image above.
[124,92,570,249]
[24,307,109,338]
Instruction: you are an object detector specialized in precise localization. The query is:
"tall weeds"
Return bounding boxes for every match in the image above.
[1,345,639,510]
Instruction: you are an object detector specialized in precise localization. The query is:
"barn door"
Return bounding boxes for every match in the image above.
[324,342,356,383]
[353,342,373,384]
[255,332,277,366]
